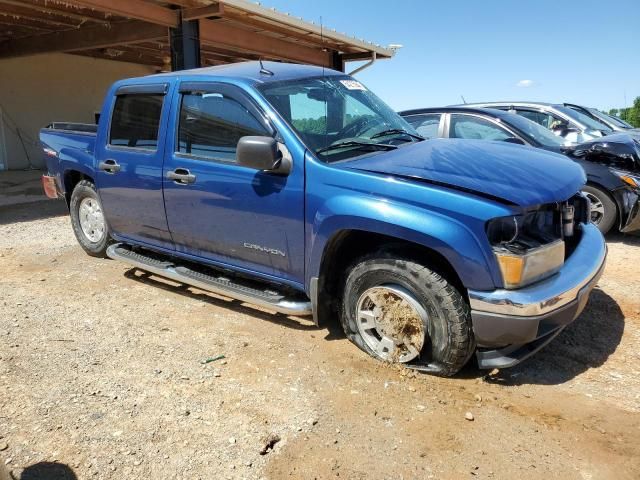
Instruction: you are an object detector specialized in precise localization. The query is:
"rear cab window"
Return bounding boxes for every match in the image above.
[109,94,164,150]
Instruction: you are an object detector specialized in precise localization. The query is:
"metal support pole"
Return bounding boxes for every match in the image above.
[170,17,201,71]
[331,51,344,72]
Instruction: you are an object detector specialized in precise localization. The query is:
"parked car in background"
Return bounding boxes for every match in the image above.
[462,101,616,144]
[400,106,640,234]
[39,61,605,375]
[563,103,640,134]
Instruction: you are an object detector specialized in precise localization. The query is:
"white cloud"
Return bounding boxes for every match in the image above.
[516,79,535,88]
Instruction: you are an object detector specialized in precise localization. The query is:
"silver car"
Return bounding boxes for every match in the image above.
[462,101,615,144]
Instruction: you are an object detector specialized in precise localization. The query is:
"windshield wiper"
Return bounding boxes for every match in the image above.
[370,128,424,141]
[316,140,398,154]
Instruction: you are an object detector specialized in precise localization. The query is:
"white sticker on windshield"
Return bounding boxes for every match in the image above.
[340,80,367,91]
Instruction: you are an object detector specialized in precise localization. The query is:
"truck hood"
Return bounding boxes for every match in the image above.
[343,138,586,206]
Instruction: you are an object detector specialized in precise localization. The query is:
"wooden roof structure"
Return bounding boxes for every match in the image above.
[0,0,395,70]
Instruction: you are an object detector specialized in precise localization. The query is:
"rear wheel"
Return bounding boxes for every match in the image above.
[340,255,475,376]
[582,185,617,234]
[70,180,112,257]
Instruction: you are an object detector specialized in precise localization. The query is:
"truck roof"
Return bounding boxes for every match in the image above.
[137,61,344,86]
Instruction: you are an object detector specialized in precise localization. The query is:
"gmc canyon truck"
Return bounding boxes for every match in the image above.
[40,62,606,376]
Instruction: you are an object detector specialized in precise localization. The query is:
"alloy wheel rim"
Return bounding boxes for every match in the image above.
[78,197,105,243]
[584,191,605,225]
[355,285,427,363]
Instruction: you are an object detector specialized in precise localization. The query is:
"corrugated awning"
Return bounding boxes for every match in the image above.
[0,0,394,69]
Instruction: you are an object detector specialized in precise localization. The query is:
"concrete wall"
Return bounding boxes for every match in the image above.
[0,53,155,170]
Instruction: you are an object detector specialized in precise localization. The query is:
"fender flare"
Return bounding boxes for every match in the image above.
[306,195,499,292]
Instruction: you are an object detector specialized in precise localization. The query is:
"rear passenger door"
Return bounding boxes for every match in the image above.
[95,83,174,249]
[162,82,305,284]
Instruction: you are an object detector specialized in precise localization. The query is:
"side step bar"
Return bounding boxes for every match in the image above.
[106,244,312,316]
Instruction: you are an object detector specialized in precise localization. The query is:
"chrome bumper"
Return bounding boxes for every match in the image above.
[468,223,606,352]
[469,223,606,317]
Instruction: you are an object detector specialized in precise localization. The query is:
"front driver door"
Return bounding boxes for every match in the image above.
[162,82,305,285]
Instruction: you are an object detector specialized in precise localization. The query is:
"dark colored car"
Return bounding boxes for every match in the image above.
[400,106,640,234]
[564,103,640,134]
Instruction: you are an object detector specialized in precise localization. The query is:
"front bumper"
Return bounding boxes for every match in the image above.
[468,223,607,369]
[615,187,640,233]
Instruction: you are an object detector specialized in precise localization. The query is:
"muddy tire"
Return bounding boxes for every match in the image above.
[582,184,617,234]
[340,255,475,376]
[69,180,112,257]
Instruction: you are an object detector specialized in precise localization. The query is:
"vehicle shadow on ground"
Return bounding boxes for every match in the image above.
[123,269,319,331]
[473,288,625,386]
[606,231,640,247]
[6,461,77,479]
[0,200,67,225]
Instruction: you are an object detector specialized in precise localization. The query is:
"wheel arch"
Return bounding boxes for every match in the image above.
[63,168,95,206]
[312,228,471,328]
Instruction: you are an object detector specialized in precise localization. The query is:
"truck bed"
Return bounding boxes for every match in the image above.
[40,126,97,184]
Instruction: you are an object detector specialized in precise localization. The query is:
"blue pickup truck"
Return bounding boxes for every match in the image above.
[40,61,606,375]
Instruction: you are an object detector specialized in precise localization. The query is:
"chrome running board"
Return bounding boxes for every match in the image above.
[106,243,312,316]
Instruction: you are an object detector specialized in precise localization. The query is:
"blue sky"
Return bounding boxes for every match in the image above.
[263,0,639,112]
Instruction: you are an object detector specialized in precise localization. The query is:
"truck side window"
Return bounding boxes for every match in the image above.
[177,92,269,162]
[449,114,511,141]
[404,114,441,139]
[109,94,163,150]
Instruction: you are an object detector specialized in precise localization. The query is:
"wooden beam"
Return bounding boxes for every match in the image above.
[0,6,83,29]
[0,18,53,33]
[221,11,346,52]
[0,20,167,58]
[165,0,206,7]
[0,0,111,26]
[342,51,376,61]
[183,3,224,21]
[73,49,163,66]
[61,0,179,27]
[198,19,331,67]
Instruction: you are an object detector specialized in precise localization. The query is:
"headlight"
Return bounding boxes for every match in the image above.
[486,215,565,289]
[610,168,640,189]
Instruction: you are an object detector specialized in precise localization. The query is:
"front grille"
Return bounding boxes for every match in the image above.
[512,193,587,259]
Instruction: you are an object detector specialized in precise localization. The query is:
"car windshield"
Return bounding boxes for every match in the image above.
[501,112,565,147]
[555,105,613,133]
[596,110,633,129]
[259,75,422,161]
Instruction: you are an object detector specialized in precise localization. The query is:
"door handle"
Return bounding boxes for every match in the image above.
[167,168,196,185]
[99,159,121,173]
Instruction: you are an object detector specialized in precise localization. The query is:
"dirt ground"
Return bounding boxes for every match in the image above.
[1,198,639,480]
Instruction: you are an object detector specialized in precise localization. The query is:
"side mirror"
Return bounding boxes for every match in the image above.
[237,136,291,175]
[502,137,526,146]
[551,122,578,136]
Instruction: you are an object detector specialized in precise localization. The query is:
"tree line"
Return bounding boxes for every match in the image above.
[608,96,640,127]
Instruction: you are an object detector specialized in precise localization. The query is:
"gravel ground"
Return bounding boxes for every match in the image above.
[1,199,639,480]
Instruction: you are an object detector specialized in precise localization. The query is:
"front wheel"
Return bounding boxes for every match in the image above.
[69,180,112,257]
[582,185,617,235]
[340,255,475,376]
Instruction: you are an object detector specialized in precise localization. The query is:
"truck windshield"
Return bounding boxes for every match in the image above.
[259,76,422,161]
